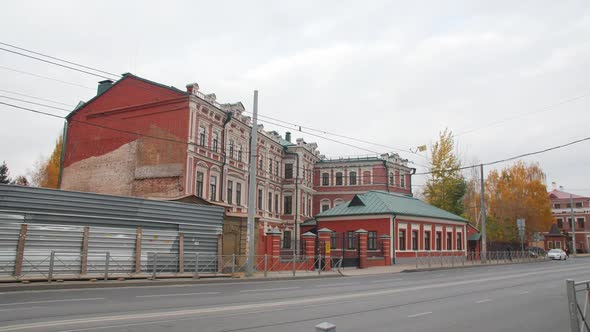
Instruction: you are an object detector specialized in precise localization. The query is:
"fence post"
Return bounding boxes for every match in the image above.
[194,252,200,279]
[415,251,418,269]
[178,232,184,274]
[152,253,158,280]
[104,252,110,281]
[428,251,431,268]
[264,254,268,278]
[80,226,89,275]
[48,251,55,283]
[217,233,223,273]
[135,227,142,274]
[566,279,580,332]
[293,253,296,277]
[231,254,236,274]
[14,223,27,277]
[318,254,322,275]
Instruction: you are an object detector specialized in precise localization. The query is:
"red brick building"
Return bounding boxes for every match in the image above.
[307,191,469,265]
[548,187,590,252]
[312,154,414,215]
[60,74,416,256]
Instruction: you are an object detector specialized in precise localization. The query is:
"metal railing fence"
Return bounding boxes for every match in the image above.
[567,279,590,332]
[414,251,547,269]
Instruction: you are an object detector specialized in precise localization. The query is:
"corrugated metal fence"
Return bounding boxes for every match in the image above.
[0,185,225,280]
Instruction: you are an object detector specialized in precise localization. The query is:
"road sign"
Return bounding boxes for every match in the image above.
[517,218,525,230]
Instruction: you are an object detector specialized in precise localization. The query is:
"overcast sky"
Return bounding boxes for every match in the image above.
[1,1,589,195]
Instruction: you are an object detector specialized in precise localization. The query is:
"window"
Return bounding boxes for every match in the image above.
[227,180,233,205]
[368,231,377,250]
[237,145,243,162]
[322,173,329,186]
[269,159,273,174]
[457,233,462,250]
[196,171,204,198]
[275,194,279,213]
[335,172,343,185]
[446,232,452,250]
[209,175,217,201]
[547,241,554,249]
[334,199,344,207]
[321,204,330,212]
[284,196,292,214]
[308,198,312,216]
[400,174,406,188]
[576,202,583,208]
[411,230,418,251]
[349,172,357,185]
[331,232,337,249]
[567,203,571,208]
[282,231,291,249]
[557,218,563,228]
[363,171,371,185]
[236,183,242,206]
[424,231,431,250]
[347,231,356,249]
[212,132,218,151]
[556,240,562,249]
[268,193,272,213]
[389,173,394,185]
[285,164,293,179]
[436,232,442,250]
[302,198,306,216]
[258,189,263,210]
[578,218,585,229]
[198,126,206,146]
[398,229,406,251]
[259,157,263,169]
[276,161,280,176]
[229,140,234,159]
[554,203,561,209]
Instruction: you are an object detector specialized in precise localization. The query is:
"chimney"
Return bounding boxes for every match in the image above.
[97,80,113,96]
[559,185,564,191]
[285,132,291,142]
[551,182,557,190]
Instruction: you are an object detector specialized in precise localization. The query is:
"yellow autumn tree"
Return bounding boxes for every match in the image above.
[484,161,552,242]
[32,135,62,188]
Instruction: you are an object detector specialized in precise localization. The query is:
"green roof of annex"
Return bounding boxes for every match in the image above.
[316,190,469,223]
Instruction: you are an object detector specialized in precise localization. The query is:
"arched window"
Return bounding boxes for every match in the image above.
[334,199,344,207]
[335,172,343,186]
[349,172,357,185]
[320,199,331,212]
[389,172,394,185]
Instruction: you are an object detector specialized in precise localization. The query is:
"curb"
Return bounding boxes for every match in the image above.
[0,274,342,292]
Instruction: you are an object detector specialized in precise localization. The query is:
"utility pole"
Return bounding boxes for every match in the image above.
[570,193,577,256]
[246,90,259,276]
[480,164,487,261]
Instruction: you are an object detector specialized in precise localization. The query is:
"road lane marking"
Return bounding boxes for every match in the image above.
[371,279,404,283]
[0,298,104,307]
[476,299,492,303]
[136,292,219,298]
[1,264,589,331]
[518,291,529,295]
[408,311,432,318]
[0,307,44,312]
[314,283,358,288]
[240,287,300,293]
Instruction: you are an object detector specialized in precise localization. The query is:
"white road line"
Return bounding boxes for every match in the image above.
[1,264,588,331]
[371,279,404,283]
[314,283,358,288]
[136,292,219,298]
[518,291,529,295]
[0,306,44,312]
[476,299,492,304]
[408,311,432,318]
[0,298,104,307]
[240,287,300,293]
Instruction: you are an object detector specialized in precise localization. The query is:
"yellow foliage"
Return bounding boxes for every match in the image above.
[33,135,62,189]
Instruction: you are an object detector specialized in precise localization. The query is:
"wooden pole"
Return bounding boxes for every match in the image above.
[80,226,89,275]
[135,227,142,273]
[14,224,27,277]
[178,232,185,273]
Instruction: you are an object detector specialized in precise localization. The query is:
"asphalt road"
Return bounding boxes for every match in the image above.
[0,258,588,332]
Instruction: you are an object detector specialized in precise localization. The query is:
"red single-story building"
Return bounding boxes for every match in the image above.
[302,190,473,265]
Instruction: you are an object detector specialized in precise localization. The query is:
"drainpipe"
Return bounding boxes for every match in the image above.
[219,112,233,201]
[285,150,300,255]
[383,160,390,192]
[391,213,397,265]
[57,120,68,188]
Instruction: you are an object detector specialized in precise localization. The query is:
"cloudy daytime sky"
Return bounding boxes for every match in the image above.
[1,1,589,194]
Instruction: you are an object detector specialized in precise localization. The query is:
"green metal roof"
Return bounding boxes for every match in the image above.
[316,191,469,223]
[468,233,481,241]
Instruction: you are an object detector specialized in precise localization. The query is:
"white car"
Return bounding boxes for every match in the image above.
[547,249,567,260]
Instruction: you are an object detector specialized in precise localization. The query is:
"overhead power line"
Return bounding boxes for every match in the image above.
[3,101,589,178]
[0,89,76,107]
[0,65,94,90]
[0,95,71,113]
[0,41,120,78]
[0,47,116,80]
